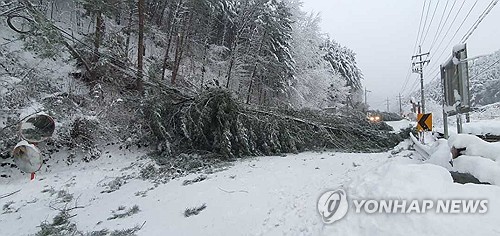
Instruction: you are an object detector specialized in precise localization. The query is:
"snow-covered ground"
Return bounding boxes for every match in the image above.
[0,145,393,235]
[2,138,500,236]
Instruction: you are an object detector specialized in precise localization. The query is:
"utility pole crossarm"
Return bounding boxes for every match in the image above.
[411,52,430,59]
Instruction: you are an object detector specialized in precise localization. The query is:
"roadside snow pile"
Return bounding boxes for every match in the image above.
[448,134,500,161]
[329,161,500,236]
[463,120,500,136]
[424,134,500,185]
[425,139,452,168]
[453,156,500,185]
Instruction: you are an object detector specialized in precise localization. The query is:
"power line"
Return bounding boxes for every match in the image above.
[461,0,499,43]
[400,65,413,94]
[421,0,440,47]
[424,0,479,78]
[429,0,455,52]
[418,0,433,47]
[412,0,428,55]
[428,0,467,57]
[425,0,497,77]
[401,0,428,94]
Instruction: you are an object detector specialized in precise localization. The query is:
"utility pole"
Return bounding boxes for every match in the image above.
[386,97,390,112]
[412,46,430,114]
[398,93,403,115]
[364,88,371,109]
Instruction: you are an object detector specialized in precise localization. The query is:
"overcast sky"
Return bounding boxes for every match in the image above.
[301,0,500,111]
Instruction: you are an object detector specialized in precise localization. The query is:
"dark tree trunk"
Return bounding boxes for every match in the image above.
[246,32,266,104]
[93,12,103,64]
[136,0,145,92]
[171,11,193,85]
[161,0,181,80]
[124,2,134,57]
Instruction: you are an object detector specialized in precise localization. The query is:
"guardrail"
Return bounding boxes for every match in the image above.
[409,133,432,160]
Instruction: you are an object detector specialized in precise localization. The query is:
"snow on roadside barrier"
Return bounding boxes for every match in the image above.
[448,134,500,162]
[463,120,500,136]
[425,139,453,169]
[423,134,500,185]
[453,156,500,185]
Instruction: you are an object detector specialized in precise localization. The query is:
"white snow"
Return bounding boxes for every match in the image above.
[329,161,500,236]
[1,140,500,236]
[385,120,414,132]
[448,134,500,161]
[454,89,462,102]
[453,43,466,53]
[453,155,500,185]
[463,120,500,136]
[0,147,396,236]
[425,139,453,168]
[424,134,500,185]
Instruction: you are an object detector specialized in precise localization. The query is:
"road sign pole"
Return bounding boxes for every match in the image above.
[457,114,463,134]
[441,65,449,139]
[443,109,449,139]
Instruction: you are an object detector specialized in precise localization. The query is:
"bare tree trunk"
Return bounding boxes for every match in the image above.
[171,33,183,85]
[50,0,55,20]
[136,0,145,92]
[93,12,103,64]
[258,81,263,105]
[200,38,208,91]
[124,2,134,58]
[171,12,193,85]
[156,0,170,26]
[225,57,234,88]
[161,0,181,80]
[246,32,266,104]
[225,35,241,89]
[246,64,258,104]
[113,0,122,25]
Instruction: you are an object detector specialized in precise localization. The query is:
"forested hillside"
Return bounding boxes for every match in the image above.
[0,0,363,108]
[0,0,402,169]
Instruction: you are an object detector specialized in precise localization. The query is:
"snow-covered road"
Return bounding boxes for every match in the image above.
[2,141,500,236]
[0,145,394,236]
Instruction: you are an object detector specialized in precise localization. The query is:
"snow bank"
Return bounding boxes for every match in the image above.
[448,134,500,161]
[329,161,500,236]
[463,120,500,136]
[453,155,500,185]
[425,139,453,169]
[421,135,500,185]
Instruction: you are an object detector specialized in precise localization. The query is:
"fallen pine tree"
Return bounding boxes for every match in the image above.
[146,89,410,160]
